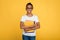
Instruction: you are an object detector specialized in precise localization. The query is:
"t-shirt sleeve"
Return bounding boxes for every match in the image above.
[34,16,39,22]
[20,16,25,22]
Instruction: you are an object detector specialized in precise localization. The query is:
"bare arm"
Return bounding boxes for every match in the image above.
[20,21,29,29]
[24,22,40,31]
[29,22,40,30]
[20,21,40,31]
[20,21,31,31]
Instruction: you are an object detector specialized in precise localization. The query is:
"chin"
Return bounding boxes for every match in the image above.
[28,12,31,13]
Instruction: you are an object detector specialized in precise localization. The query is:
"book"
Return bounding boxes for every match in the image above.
[24,20,35,32]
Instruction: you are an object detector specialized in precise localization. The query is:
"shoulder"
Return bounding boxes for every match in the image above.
[33,14,38,18]
[32,15,39,21]
[21,15,26,18]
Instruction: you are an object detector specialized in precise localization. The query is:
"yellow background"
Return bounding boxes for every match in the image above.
[0,0,60,40]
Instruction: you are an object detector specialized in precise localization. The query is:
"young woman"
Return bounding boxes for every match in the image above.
[20,3,40,40]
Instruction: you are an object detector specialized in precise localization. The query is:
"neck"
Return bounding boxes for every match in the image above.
[26,13,33,17]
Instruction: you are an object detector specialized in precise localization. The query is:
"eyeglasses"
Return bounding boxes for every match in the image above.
[26,8,33,9]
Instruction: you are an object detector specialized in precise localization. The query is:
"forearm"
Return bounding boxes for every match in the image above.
[29,23,40,30]
[29,26,40,30]
[31,22,40,30]
[20,25,29,29]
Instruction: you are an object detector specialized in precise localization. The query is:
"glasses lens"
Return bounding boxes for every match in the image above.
[27,8,33,9]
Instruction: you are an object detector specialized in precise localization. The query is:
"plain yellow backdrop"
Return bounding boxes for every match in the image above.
[0,0,60,40]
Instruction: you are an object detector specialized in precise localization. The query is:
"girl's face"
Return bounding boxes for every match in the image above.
[26,5,33,13]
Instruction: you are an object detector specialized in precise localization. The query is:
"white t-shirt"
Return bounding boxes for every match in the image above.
[20,14,39,36]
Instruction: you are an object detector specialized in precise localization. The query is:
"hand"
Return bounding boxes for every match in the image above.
[29,25,35,28]
[24,27,30,31]
[24,24,35,31]
[24,28,31,32]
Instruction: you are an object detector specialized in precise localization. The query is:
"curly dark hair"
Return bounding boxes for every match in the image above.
[26,2,33,9]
